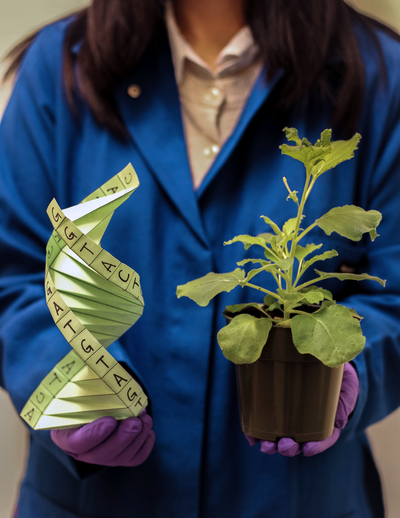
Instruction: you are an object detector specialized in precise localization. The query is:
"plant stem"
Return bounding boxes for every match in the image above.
[272,272,282,289]
[265,247,281,262]
[304,176,317,200]
[244,282,283,301]
[283,164,313,318]
[274,319,292,328]
[293,261,304,288]
[290,169,315,258]
[296,277,321,290]
[290,176,319,289]
[296,222,317,243]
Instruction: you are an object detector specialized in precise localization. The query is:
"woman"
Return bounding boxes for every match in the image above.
[1,0,400,516]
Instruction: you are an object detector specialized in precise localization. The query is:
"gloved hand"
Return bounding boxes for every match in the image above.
[246,362,359,457]
[51,412,155,466]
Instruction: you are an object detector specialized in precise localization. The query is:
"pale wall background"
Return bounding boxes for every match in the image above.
[0,1,400,517]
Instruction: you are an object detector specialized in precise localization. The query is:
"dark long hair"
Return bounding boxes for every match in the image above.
[3,0,397,137]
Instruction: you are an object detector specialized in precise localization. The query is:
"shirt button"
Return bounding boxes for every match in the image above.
[204,144,220,157]
[128,84,141,98]
[204,87,223,104]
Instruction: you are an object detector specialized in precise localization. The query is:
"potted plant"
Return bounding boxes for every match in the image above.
[176,128,385,442]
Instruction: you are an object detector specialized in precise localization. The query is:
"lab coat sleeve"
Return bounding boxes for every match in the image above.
[340,33,400,440]
[0,24,138,479]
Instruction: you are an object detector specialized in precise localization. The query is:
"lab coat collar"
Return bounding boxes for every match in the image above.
[196,67,284,198]
[164,1,259,85]
[116,40,210,247]
[116,33,280,245]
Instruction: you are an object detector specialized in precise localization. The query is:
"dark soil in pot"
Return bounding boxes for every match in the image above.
[224,309,344,442]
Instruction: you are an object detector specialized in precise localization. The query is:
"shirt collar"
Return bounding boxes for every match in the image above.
[165,1,260,85]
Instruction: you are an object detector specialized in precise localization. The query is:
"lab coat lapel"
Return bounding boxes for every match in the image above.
[116,42,209,247]
[196,68,284,198]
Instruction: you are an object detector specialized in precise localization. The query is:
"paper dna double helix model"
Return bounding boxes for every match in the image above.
[20,164,148,430]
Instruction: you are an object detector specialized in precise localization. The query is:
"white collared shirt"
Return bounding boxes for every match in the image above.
[165,2,263,189]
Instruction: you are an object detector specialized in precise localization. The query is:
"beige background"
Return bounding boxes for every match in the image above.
[0,1,400,517]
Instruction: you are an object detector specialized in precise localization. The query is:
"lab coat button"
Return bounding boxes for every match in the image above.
[128,85,141,98]
[204,87,223,104]
[204,144,220,157]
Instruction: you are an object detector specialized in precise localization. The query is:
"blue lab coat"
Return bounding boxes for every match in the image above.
[1,18,400,518]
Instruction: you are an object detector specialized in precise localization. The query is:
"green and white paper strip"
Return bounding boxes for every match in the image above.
[20,164,147,430]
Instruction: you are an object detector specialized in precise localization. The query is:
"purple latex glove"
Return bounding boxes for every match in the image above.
[51,412,155,466]
[246,362,359,457]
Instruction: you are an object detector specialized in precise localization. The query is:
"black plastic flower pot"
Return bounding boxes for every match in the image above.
[224,312,344,442]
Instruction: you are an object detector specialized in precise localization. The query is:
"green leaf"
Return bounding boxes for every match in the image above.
[294,243,323,262]
[302,286,333,301]
[280,129,333,167]
[275,257,294,271]
[261,216,281,235]
[245,265,274,282]
[264,294,277,306]
[224,235,267,250]
[283,218,298,236]
[316,205,382,242]
[257,233,284,245]
[348,307,363,320]
[267,301,283,312]
[314,269,386,287]
[244,258,293,282]
[279,233,297,250]
[277,289,303,302]
[217,314,272,364]
[312,133,361,177]
[225,303,268,316]
[302,137,313,147]
[264,248,277,261]
[291,305,366,367]
[301,250,338,273]
[176,269,245,306]
[280,129,360,174]
[236,258,271,267]
[320,300,336,309]
[280,143,331,167]
[300,291,325,304]
[277,287,325,307]
[277,287,332,310]
[287,191,299,204]
[320,129,332,147]
[256,237,288,263]
[257,233,273,243]
[369,227,379,242]
[283,127,302,145]
[270,236,281,253]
